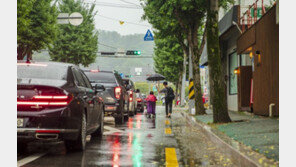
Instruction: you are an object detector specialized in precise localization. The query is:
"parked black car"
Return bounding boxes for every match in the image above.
[84,70,129,124]
[17,61,105,152]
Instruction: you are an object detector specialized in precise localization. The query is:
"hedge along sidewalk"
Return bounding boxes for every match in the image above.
[194,109,279,162]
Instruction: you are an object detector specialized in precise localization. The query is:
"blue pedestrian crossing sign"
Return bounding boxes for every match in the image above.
[144,29,154,41]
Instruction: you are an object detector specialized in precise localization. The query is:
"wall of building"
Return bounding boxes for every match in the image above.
[220,27,241,112]
[237,6,279,116]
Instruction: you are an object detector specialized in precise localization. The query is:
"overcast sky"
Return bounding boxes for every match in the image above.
[84,0,153,35]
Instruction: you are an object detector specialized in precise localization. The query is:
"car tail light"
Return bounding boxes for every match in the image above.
[35,130,60,133]
[17,94,72,108]
[17,88,73,111]
[136,98,142,102]
[114,86,121,100]
[129,90,133,102]
[90,69,99,73]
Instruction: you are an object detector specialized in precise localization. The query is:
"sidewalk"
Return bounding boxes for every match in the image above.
[193,110,279,162]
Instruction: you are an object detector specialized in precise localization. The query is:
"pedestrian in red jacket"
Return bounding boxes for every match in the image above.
[146,91,157,118]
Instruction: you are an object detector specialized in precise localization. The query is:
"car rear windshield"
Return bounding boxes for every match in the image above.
[17,64,68,80]
[85,72,116,83]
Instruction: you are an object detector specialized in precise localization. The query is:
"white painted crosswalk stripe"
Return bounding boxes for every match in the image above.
[17,153,46,167]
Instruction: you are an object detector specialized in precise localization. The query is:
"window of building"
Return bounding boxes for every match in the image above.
[240,54,252,66]
[229,52,238,95]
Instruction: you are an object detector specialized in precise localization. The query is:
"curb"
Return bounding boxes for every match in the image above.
[180,111,262,167]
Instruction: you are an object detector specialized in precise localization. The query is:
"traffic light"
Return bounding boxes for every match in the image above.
[126,50,141,55]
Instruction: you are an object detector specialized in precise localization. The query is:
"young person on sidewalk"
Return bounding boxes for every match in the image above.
[157,81,175,118]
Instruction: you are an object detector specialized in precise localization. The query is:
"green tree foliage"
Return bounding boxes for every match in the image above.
[153,34,183,84]
[142,0,206,115]
[49,0,98,66]
[17,0,58,60]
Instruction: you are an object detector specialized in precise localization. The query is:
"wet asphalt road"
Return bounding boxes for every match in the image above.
[17,106,235,167]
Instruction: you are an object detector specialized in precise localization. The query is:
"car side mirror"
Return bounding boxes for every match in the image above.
[94,84,105,92]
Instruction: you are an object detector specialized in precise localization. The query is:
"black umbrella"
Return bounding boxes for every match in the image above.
[146,73,165,81]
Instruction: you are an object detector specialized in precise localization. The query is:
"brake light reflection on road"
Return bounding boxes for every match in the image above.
[112,135,121,167]
[128,118,133,129]
[132,133,142,167]
[136,114,141,129]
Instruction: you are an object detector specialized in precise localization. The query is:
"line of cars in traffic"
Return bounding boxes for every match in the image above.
[17,61,147,152]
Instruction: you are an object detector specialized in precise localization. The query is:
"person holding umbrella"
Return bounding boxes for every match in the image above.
[157,81,175,118]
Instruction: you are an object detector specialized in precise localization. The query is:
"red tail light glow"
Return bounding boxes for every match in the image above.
[35,130,60,133]
[136,98,142,102]
[129,90,133,102]
[17,94,73,111]
[114,87,122,99]
[33,95,68,99]
[90,69,99,73]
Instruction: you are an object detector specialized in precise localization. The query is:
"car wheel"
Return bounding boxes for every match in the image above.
[65,112,87,151]
[124,114,129,121]
[91,112,104,138]
[115,115,124,125]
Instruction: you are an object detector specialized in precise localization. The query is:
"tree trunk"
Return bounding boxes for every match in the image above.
[179,42,189,107]
[17,45,26,60]
[206,0,231,123]
[27,50,33,60]
[188,25,206,115]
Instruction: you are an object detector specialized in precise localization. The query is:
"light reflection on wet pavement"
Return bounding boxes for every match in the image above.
[18,106,235,167]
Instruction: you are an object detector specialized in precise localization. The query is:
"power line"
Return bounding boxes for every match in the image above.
[96,14,151,27]
[83,1,142,9]
[98,42,118,49]
[98,55,152,58]
[118,0,141,7]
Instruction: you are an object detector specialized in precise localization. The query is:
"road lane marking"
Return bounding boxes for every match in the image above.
[165,148,179,167]
[17,153,46,167]
[165,128,172,134]
[165,120,170,125]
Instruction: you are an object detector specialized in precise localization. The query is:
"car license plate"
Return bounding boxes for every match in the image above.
[17,118,24,127]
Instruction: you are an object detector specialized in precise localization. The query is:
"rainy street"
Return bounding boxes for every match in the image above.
[17,106,235,167]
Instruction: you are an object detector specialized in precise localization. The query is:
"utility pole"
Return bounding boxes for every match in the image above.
[180,52,186,106]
